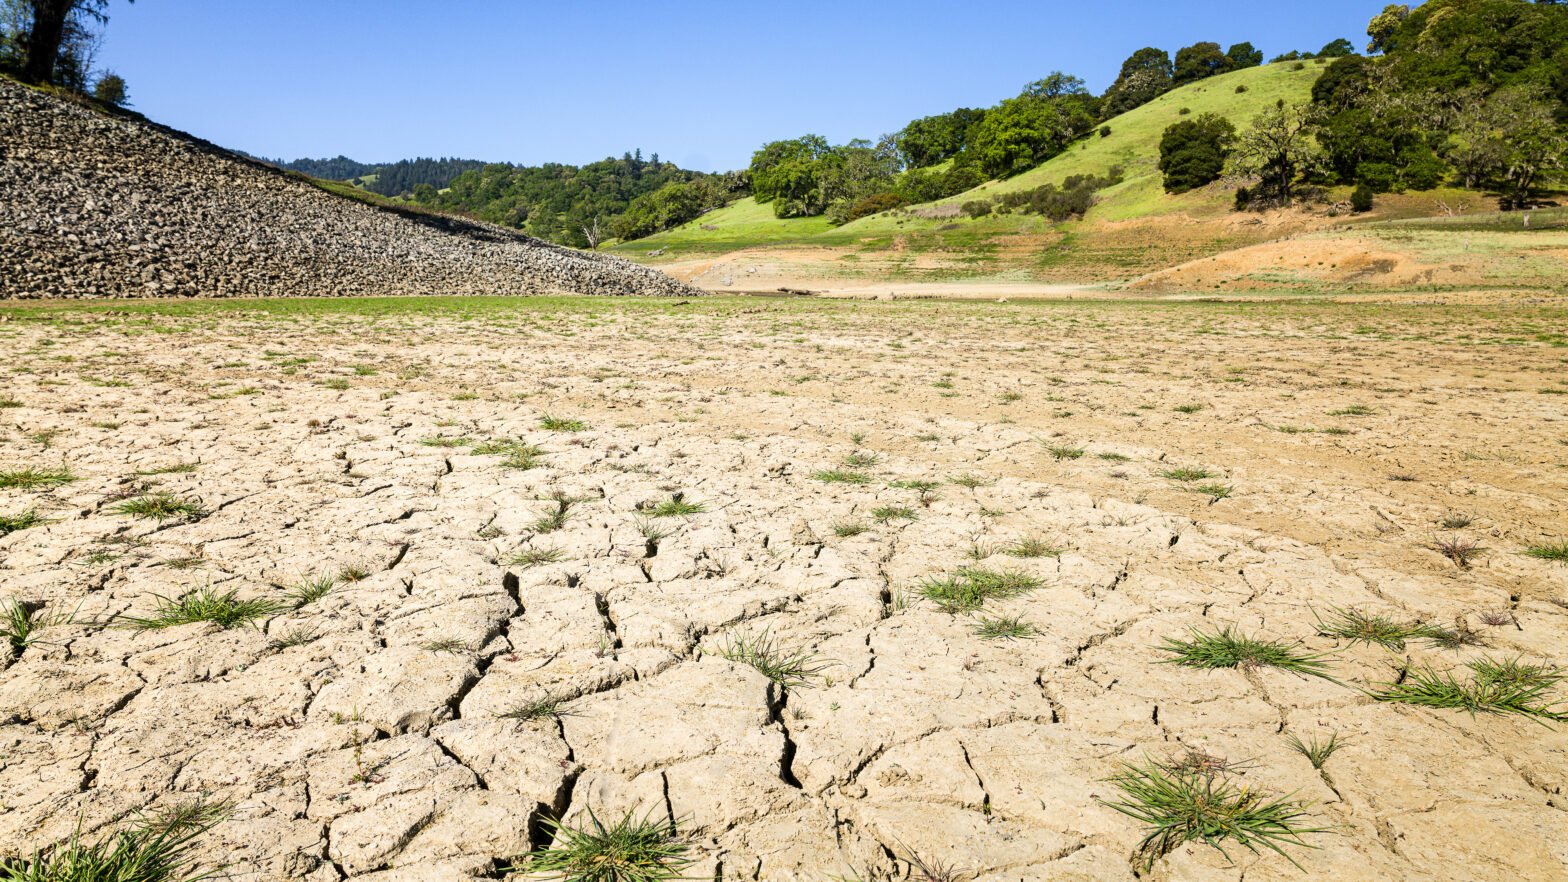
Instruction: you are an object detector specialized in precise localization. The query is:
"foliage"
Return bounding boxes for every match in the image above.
[91,69,125,105]
[1159,113,1237,193]
[992,169,1123,220]
[1173,42,1231,86]
[970,74,1098,178]
[1351,183,1374,211]
[895,107,987,169]
[0,799,229,882]
[1227,102,1328,206]
[1226,42,1264,71]
[521,808,691,882]
[1102,47,1174,116]
[843,191,905,223]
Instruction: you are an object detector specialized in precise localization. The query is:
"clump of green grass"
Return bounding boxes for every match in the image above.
[1284,732,1343,770]
[1,599,74,654]
[115,587,287,631]
[1312,606,1424,650]
[634,516,674,550]
[1157,626,1337,680]
[1173,403,1204,414]
[812,469,871,484]
[419,435,471,448]
[918,567,1044,614]
[539,414,588,432]
[495,694,575,723]
[336,563,371,582]
[0,509,48,536]
[1371,657,1567,724]
[1522,541,1568,562]
[285,574,337,608]
[1439,512,1473,529]
[112,492,207,521]
[843,451,880,468]
[714,628,831,689]
[2,799,230,882]
[520,808,691,882]
[642,493,706,518]
[1193,482,1234,500]
[0,465,77,490]
[1329,405,1375,416]
[1160,466,1215,482]
[532,493,575,534]
[948,473,992,489]
[0,398,20,408]
[971,614,1040,640]
[1097,452,1131,463]
[420,638,470,654]
[1045,443,1086,461]
[504,547,565,568]
[831,519,868,538]
[136,461,198,475]
[269,627,319,650]
[1098,758,1328,871]
[871,505,918,523]
[1005,536,1061,558]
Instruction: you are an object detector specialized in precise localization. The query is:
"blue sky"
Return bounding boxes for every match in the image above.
[95,0,1382,172]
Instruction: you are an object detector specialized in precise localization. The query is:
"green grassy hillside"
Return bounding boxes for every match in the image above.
[610,61,1324,261]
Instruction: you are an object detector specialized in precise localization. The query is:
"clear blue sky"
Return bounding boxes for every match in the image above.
[96,0,1381,172]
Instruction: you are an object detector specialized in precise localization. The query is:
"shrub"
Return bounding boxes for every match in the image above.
[961,200,993,219]
[1234,186,1253,210]
[1178,107,1192,115]
[1235,84,1249,94]
[1159,114,1237,194]
[845,192,905,223]
[1099,125,1112,138]
[1350,184,1374,212]
[93,72,129,107]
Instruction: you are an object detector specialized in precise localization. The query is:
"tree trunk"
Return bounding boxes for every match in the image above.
[21,0,73,84]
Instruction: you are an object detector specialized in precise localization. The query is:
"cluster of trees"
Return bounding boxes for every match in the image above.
[360,157,488,197]
[1152,0,1568,211]
[1,0,130,103]
[254,155,380,181]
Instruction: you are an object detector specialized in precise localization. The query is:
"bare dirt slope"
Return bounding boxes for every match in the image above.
[0,77,700,300]
[2,296,1566,880]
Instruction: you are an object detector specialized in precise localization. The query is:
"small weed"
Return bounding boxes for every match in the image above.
[635,516,675,548]
[1160,466,1215,482]
[948,473,992,489]
[1,799,231,882]
[1173,404,1204,414]
[504,547,565,568]
[843,451,880,468]
[420,638,470,654]
[1428,535,1485,568]
[1193,482,1234,500]
[495,694,574,723]
[1285,732,1343,770]
[1312,606,1423,650]
[1439,512,1473,529]
[1046,443,1086,461]
[1006,535,1062,558]
[285,574,337,608]
[116,587,287,631]
[971,614,1040,640]
[419,435,471,448]
[1157,626,1337,680]
[0,465,77,490]
[112,492,207,521]
[136,461,198,475]
[1329,405,1375,416]
[918,567,1044,614]
[831,520,869,538]
[1097,452,1131,462]
[1417,620,1488,650]
[521,807,691,882]
[539,414,588,432]
[532,493,575,533]
[336,563,371,582]
[813,469,871,484]
[0,599,74,654]
[0,399,19,408]
[642,493,707,518]
[714,628,831,689]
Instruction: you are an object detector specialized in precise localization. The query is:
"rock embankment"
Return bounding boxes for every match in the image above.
[0,77,701,299]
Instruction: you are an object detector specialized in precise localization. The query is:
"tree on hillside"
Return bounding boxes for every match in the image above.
[15,0,130,86]
[1366,4,1409,54]
[895,107,986,169]
[1159,113,1237,193]
[970,75,1096,179]
[1226,42,1264,70]
[1102,47,1173,116]
[1173,41,1230,85]
[1227,102,1328,206]
[91,68,124,104]
[1318,38,1355,58]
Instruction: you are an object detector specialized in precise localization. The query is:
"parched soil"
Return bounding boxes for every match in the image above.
[2,296,1567,881]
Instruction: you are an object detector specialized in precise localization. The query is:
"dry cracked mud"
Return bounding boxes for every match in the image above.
[1,296,1566,881]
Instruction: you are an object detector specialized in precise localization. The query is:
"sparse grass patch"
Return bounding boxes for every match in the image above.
[521,808,691,882]
[1045,442,1086,461]
[116,587,287,631]
[112,492,207,521]
[285,574,337,608]
[843,451,880,468]
[871,505,918,523]
[1,599,74,654]
[1439,512,1473,529]
[532,493,575,534]
[269,627,319,650]
[1173,403,1204,414]
[1329,405,1375,416]
[420,638,470,654]
[336,563,371,582]
[539,414,588,432]
[1522,541,1568,562]
[1428,535,1485,568]
[1098,758,1328,871]
[1006,535,1062,558]
[495,694,575,723]
[1160,466,1215,482]
[1284,732,1343,770]
[1312,606,1424,650]
[971,614,1040,640]
[136,461,198,475]
[1372,657,1567,724]
[1193,482,1234,500]
[0,798,230,882]
[714,628,831,689]
[813,469,871,484]
[504,547,565,568]
[948,473,992,488]
[0,465,76,490]
[918,566,1044,614]
[0,509,49,536]
[419,435,471,448]
[1097,452,1131,462]
[1158,626,1336,680]
[831,520,868,538]
[642,493,707,518]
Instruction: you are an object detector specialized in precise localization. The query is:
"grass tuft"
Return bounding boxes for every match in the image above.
[115,587,287,631]
[871,505,918,523]
[1,599,74,654]
[111,492,207,522]
[0,509,48,536]
[831,519,868,538]
[971,614,1040,640]
[0,798,230,882]
[504,547,565,568]
[714,628,831,689]
[521,807,690,882]
[1005,535,1062,558]
[0,465,77,491]
[1284,732,1343,770]
[1311,606,1423,650]
[1160,466,1215,482]
[539,414,588,432]
[1157,626,1337,680]
[495,694,575,723]
[812,469,871,484]
[1098,758,1328,871]
[642,493,707,518]
[1522,541,1568,562]
[1371,657,1567,724]
[285,574,337,609]
[918,566,1044,614]
[1427,535,1485,568]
